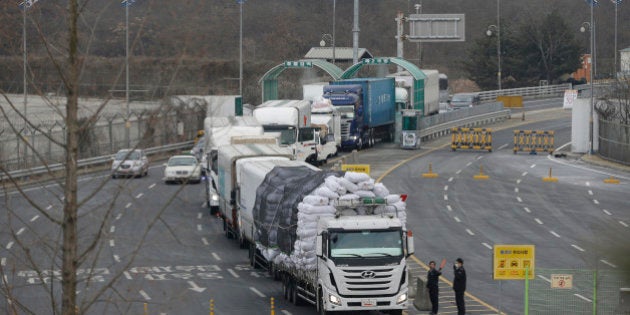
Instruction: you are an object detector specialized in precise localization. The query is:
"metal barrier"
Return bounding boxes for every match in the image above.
[513,130,555,154]
[479,83,571,102]
[451,127,493,152]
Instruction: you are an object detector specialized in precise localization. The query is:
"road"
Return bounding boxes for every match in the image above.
[2,98,628,314]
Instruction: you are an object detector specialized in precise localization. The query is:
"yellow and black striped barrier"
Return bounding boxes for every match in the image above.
[513,130,554,154]
[451,127,493,152]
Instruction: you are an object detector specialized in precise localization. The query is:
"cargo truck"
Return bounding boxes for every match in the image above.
[323,77,396,150]
[387,69,440,116]
[219,148,413,314]
[253,100,319,164]
[311,98,340,165]
[215,143,294,240]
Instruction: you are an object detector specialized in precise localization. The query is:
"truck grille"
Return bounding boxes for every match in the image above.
[176,170,189,175]
[337,267,396,294]
[340,120,351,141]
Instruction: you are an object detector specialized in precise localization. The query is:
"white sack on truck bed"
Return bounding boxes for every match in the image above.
[253,169,406,270]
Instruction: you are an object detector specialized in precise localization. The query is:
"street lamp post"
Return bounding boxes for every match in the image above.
[238,0,245,97]
[580,20,595,154]
[486,25,501,90]
[125,1,130,148]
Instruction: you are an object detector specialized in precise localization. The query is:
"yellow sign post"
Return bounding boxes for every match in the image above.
[493,245,535,280]
[341,164,371,176]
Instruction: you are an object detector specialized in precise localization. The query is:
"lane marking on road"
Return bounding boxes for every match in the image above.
[571,244,585,252]
[124,271,133,280]
[212,252,221,261]
[201,238,209,246]
[593,199,599,205]
[115,214,122,220]
[476,156,483,160]
[281,311,292,315]
[456,170,462,175]
[200,202,206,207]
[6,242,14,250]
[448,177,454,182]
[454,216,461,223]
[537,275,551,283]
[197,224,202,232]
[139,290,151,301]
[600,260,617,268]
[588,190,593,195]
[30,215,39,222]
[135,193,143,199]
[466,229,475,236]
[522,172,528,177]
[517,197,523,203]
[46,205,53,210]
[446,205,452,212]
[530,164,536,168]
[197,213,202,219]
[109,240,115,247]
[444,195,448,201]
[466,162,472,167]
[516,179,522,184]
[620,221,628,228]
[603,209,612,216]
[16,228,25,236]
[524,207,531,213]
[110,226,116,233]
[550,231,561,238]
[482,243,492,250]
[498,143,508,150]
[125,203,132,209]
[250,272,260,278]
[586,181,591,187]
[574,294,592,303]
[228,269,239,278]
[1,257,6,266]
[148,183,156,189]
[444,185,448,191]
[249,287,266,298]
[514,187,519,193]
[114,255,120,263]
[535,218,543,225]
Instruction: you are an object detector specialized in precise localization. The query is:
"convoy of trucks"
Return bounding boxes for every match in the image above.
[323,77,397,151]
[214,142,413,314]
[253,100,319,164]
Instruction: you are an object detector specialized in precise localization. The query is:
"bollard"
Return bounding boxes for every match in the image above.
[604,176,620,184]
[413,275,431,311]
[422,163,438,178]
[270,297,275,315]
[210,299,214,315]
[350,150,358,164]
[144,303,148,315]
[542,167,558,182]
[473,165,489,180]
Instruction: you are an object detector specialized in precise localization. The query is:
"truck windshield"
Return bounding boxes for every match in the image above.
[337,106,355,119]
[263,126,296,145]
[298,127,315,142]
[329,230,403,259]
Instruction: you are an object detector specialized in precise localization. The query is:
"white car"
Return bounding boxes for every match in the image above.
[111,149,149,178]
[163,155,202,184]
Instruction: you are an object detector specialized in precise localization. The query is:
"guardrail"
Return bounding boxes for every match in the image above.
[1,141,194,182]
[417,102,511,141]
[478,83,571,102]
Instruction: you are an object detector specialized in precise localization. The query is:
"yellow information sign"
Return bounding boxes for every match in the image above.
[341,164,371,176]
[493,244,535,280]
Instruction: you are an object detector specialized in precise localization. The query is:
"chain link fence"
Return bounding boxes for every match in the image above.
[0,101,205,172]
[528,268,629,315]
[598,118,630,166]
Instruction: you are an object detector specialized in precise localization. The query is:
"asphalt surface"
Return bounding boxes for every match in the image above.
[2,98,629,314]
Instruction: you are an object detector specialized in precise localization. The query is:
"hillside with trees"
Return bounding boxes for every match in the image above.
[0,0,628,103]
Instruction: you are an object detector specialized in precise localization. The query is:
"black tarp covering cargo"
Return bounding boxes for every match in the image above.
[253,166,343,255]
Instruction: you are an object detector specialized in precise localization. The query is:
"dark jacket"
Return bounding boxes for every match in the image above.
[453,265,466,292]
[427,268,442,289]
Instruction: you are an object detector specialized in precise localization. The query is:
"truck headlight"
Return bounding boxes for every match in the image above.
[329,294,342,306]
[396,292,407,304]
[211,194,219,201]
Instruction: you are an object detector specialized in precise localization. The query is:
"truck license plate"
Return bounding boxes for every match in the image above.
[361,299,376,307]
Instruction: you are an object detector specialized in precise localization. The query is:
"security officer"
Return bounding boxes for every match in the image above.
[426,260,442,315]
[453,258,467,315]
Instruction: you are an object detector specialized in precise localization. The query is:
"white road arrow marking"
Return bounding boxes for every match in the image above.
[139,290,151,300]
[188,281,207,293]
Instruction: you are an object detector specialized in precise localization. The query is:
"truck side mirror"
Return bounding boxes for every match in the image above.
[316,235,323,257]
[405,230,415,257]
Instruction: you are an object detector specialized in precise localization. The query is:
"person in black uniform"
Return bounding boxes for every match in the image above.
[426,261,442,314]
[453,258,467,315]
